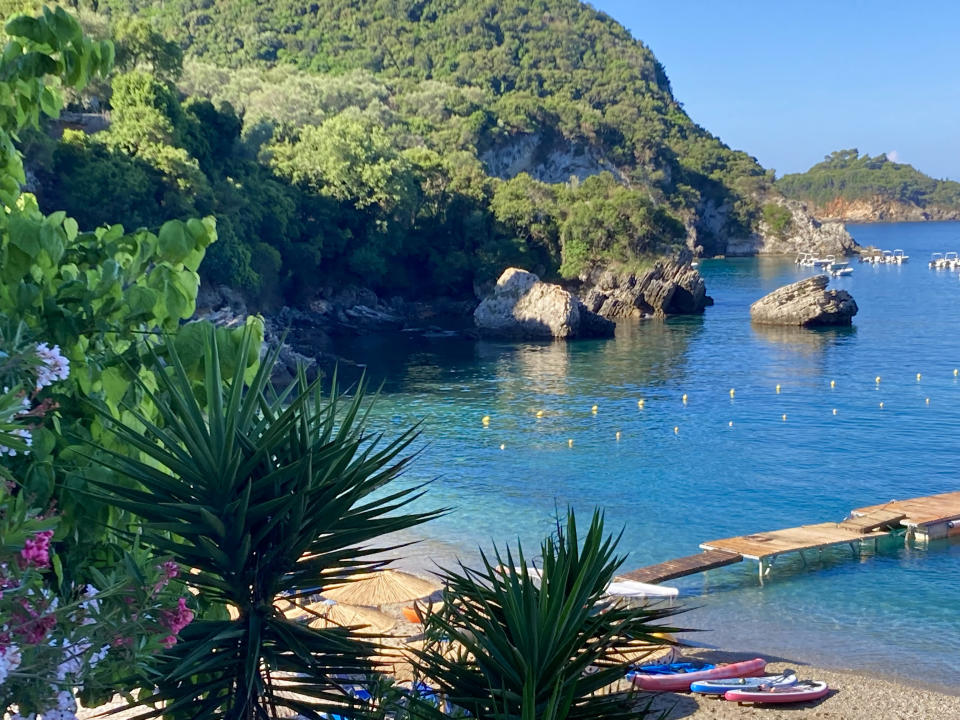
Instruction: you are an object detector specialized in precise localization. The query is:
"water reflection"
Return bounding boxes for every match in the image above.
[751,324,857,355]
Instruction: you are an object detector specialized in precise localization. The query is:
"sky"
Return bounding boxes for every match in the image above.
[592,0,960,180]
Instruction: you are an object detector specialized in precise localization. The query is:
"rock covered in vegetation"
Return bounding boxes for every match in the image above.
[750,275,858,327]
[474,268,615,339]
[725,199,856,257]
[580,253,710,319]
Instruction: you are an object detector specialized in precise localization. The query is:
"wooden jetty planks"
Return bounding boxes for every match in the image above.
[852,490,960,527]
[620,549,742,584]
[700,522,891,560]
[838,509,905,533]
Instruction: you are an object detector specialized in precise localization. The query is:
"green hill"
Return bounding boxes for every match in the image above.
[777,149,960,221]
[9,0,801,305]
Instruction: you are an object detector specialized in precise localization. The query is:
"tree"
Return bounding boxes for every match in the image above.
[89,325,443,719]
[411,509,680,720]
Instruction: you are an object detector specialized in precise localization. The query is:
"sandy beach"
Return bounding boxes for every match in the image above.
[643,650,960,720]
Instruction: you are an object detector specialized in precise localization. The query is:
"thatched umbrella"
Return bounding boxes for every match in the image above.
[322,569,439,606]
[306,602,397,634]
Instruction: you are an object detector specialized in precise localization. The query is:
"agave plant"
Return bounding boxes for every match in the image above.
[409,509,682,720]
[87,324,442,719]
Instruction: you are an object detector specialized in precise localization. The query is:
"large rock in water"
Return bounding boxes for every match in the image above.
[580,252,710,319]
[750,275,858,326]
[474,268,615,339]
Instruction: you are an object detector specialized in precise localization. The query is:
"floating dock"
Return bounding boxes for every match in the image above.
[624,490,960,585]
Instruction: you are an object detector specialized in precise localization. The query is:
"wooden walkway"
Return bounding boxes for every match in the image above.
[619,549,742,584]
[624,489,960,585]
[853,490,960,537]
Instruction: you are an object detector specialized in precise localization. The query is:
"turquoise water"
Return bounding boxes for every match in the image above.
[335,222,960,690]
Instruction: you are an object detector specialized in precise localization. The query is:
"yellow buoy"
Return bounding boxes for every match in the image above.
[926,397,930,405]
[536,410,544,418]
[591,404,598,414]
[499,443,505,450]
[875,376,881,384]
[775,384,781,394]
[729,388,735,398]
[568,438,574,448]
[832,408,838,415]
[673,426,679,434]
[482,415,490,426]
[879,402,884,409]
[682,393,688,404]
[728,421,733,427]
[830,380,836,389]
[955,368,959,377]
[917,373,922,381]
[637,399,645,408]
[781,413,787,421]
[615,431,621,441]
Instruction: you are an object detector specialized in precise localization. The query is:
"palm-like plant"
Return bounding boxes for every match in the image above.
[410,509,682,720]
[87,324,442,719]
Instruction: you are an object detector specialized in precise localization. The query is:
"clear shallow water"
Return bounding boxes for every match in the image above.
[334,222,960,690]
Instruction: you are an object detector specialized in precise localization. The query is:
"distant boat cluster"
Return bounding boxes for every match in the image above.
[928,252,960,270]
[794,252,853,277]
[858,249,909,265]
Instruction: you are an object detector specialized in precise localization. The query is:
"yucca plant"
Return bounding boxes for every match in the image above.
[86,324,442,719]
[409,509,682,720]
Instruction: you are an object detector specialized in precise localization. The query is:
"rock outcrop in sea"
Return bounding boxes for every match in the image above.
[721,198,856,257]
[579,252,711,319]
[750,275,858,327]
[474,268,615,339]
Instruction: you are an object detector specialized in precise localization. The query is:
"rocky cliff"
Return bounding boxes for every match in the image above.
[722,198,857,257]
[809,196,960,223]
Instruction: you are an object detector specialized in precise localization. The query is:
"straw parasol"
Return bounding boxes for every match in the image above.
[274,598,397,634]
[322,569,440,606]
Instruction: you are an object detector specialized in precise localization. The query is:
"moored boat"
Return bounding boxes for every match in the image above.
[631,657,767,692]
[893,248,909,264]
[827,261,852,277]
[930,252,945,268]
[724,679,830,704]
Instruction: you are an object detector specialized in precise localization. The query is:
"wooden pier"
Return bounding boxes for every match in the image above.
[625,490,960,585]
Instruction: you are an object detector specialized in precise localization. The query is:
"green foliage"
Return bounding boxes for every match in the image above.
[21,0,782,302]
[89,326,443,719]
[761,202,793,240]
[777,148,960,209]
[411,509,680,720]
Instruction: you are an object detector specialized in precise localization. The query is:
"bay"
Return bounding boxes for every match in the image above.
[334,221,960,690]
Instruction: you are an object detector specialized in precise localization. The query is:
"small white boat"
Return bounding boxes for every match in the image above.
[794,252,810,266]
[930,253,945,268]
[893,249,909,264]
[946,251,959,270]
[606,580,680,600]
[881,250,895,264]
[828,261,853,277]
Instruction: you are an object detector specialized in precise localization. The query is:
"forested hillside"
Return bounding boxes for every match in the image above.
[6,0,783,307]
[777,149,960,222]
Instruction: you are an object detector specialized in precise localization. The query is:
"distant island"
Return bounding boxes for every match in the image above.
[777,149,960,223]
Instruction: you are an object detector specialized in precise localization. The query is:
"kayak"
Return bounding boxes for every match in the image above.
[724,679,830,704]
[690,671,797,694]
[632,657,767,692]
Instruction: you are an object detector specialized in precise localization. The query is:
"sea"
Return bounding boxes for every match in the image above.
[333,221,960,692]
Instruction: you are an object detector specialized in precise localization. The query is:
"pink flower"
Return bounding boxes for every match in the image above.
[159,597,194,637]
[162,635,178,648]
[18,530,53,569]
[12,600,56,644]
[152,560,181,595]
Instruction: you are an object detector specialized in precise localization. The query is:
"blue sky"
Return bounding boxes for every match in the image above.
[592,1,959,180]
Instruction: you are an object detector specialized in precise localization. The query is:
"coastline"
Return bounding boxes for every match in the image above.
[376,533,960,703]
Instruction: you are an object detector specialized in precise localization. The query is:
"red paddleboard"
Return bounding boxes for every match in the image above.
[632,657,767,692]
[725,680,830,704]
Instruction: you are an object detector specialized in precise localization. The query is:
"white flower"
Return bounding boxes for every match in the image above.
[34,342,70,390]
[56,690,77,711]
[42,712,77,720]
[0,427,32,457]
